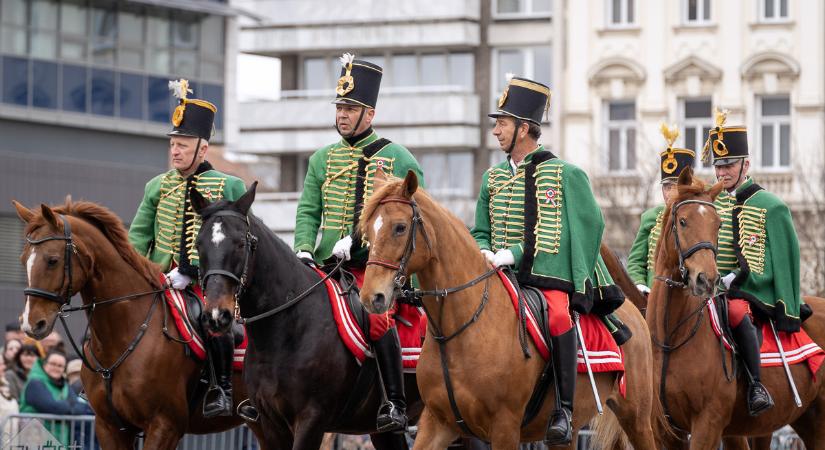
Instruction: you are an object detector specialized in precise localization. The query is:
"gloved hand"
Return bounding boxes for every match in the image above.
[636,284,650,295]
[722,272,736,289]
[332,235,353,261]
[167,267,192,290]
[296,251,315,266]
[492,249,515,268]
[480,249,495,266]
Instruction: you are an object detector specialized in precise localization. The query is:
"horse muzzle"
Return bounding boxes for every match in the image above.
[365,292,391,315]
[201,306,234,335]
[691,272,718,298]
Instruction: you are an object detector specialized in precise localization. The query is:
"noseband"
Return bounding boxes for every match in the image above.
[365,197,432,290]
[670,199,718,282]
[199,210,258,320]
[24,215,78,305]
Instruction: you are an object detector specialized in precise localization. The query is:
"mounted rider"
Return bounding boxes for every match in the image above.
[293,52,426,432]
[128,80,256,421]
[706,108,806,416]
[627,124,696,293]
[471,75,624,446]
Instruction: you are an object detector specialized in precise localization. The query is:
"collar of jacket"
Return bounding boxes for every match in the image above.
[340,128,377,149]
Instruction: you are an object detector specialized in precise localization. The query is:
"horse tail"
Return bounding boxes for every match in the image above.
[589,408,628,450]
[600,243,648,314]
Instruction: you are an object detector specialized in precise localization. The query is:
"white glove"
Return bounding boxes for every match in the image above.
[722,273,736,289]
[167,267,192,290]
[481,249,495,266]
[296,251,315,265]
[492,249,515,268]
[332,235,353,261]
[636,284,650,295]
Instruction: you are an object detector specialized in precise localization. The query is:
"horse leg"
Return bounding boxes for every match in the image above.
[94,420,137,450]
[290,418,326,450]
[721,436,751,450]
[140,419,186,450]
[687,418,724,450]
[371,430,410,450]
[257,414,294,450]
[487,413,521,450]
[412,408,460,450]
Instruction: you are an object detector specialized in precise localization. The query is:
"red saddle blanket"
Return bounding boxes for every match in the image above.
[707,297,824,376]
[496,271,625,374]
[311,267,425,370]
[162,277,247,371]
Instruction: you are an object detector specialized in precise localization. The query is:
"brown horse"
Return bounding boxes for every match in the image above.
[12,199,265,450]
[645,167,825,450]
[356,171,659,450]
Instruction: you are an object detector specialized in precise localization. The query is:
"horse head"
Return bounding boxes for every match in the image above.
[191,182,258,334]
[13,201,93,339]
[659,167,725,297]
[358,170,436,314]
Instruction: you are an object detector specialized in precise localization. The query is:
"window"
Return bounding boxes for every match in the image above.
[495,0,552,18]
[147,15,171,74]
[758,96,790,168]
[391,54,417,87]
[684,0,711,24]
[1,0,28,55]
[605,101,637,172]
[681,99,712,168]
[2,56,29,105]
[172,17,198,77]
[62,64,88,113]
[32,60,58,109]
[302,57,328,91]
[30,0,57,59]
[419,152,474,196]
[760,0,788,21]
[118,10,145,70]
[199,16,224,82]
[91,69,115,116]
[91,7,116,65]
[60,0,87,62]
[493,47,551,118]
[607,0,635,27]
[119,72,144,120]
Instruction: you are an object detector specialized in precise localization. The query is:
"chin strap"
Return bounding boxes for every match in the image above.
[181,137,202,175]
[506,119,522,155]
[334,107,367,139]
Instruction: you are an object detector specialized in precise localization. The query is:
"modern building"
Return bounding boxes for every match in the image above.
[0,0,241,337]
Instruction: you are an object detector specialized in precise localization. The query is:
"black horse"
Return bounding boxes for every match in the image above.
[190,183,421,450]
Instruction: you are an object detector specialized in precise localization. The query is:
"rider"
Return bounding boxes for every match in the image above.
[128,80,256,420]
[293,53,425,432]
[705,108,803,416]
[471,75,622,446]
[627,124,696,294]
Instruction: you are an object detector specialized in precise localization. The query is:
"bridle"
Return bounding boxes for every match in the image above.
[669,199,719,284]
[365,197,432,290]
[24,215,78,305]
[199,210,258,321]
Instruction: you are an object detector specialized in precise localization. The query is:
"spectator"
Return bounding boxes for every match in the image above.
[0,368,19,440]
[66,359,83,395]
[5,343,39,400]
[4,322,24,344]
[20,351,92,445]
[3,338,21,366]
[41,331,65,355]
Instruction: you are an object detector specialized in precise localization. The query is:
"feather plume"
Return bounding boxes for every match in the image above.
[659,122,679,148]
[339,52,355,68]
[168,79,192,100]
[505,72,515,82]
[714,107,729,127]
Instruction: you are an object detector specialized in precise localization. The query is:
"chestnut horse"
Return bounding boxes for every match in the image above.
[12,199,264,449]
[356,171,659,450]
[644,167,825,450]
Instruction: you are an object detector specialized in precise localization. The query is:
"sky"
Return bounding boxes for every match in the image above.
[237,54,281,102]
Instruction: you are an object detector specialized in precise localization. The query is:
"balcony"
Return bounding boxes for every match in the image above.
[238,87,481,154]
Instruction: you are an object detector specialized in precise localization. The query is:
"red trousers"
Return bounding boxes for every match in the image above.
[539,289,574,336]
[728,298,752,329]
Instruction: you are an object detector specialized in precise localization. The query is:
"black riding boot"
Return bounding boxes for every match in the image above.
[374,328,407,433]
[203,333,234,418]
[545,328,577,446]
[732,315,774,416]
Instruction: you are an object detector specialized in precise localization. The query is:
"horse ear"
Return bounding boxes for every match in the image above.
[677,166,694,186]
[401,170,418,199]
[190,187,210,214]
[13,201,34,223]
[235,181,258,215]
[708,180,724,201]
[40,204,59,229]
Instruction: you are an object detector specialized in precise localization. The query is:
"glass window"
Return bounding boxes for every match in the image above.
[200,59,223,82]
[681,99,712,168]
[1,27,27,55]
[419,152,473,196]
[761,0,788,20]
[302,57,327,90]
[91,69,115,116]
[391,55,417,87]
[31,0,57,29]
[2,56,29,106]
[202,83,223,131]
[533,46,552,86]
[605,100,636,172]
[119,11,144,44]
[1,0,27,26]
[91,8,116,65]
[200,16,224,51]
[608,0,635,26]
[494,47,551,117]
[119,72,144,120]
[173,51,198,78]
[32,31,57,59]
[32,60,57,109]
[497,49,524,89]
[60,41,86,61]
[149,50,170,74]
[360,55,385,69]
[60,1,86,35]
[173,18,199,50]
[420,54,446,86]
[448,53,473,90]
[148,76,172,123]
[495,0,551,15]
[685,0,711,24]
[147,15,170,47]
[758,96,791,168]
[533,0,552,13]
[497,0,520,14]
[62,64,87,113]
[119,48,143,70]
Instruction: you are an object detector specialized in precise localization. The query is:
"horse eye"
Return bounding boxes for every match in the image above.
[393,223,408,236]
[679,218,687,227]
[47,256,59,267]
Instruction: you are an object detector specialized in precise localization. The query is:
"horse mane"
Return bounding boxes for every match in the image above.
[35,199,162,289]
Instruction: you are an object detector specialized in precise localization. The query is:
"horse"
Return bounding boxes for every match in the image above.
[12,199,265,450]
[643,167,825,450]
[188,182,422,450]
[354,171,659,450]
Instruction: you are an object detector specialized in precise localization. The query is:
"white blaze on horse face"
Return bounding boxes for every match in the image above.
[26,250,36,285]
[698,205,708,217]
[212,221,225,246]
[373,215,384,235]
[211,308,220,322]
[21,250,36,332]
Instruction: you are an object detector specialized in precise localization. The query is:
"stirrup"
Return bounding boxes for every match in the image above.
[237,398,260,422]
[544,408,573,446]
[376,401,407,433]
[747,383,774,417]
[203,385,233,418]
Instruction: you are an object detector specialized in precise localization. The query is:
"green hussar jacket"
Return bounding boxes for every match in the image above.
[129,162,247,275]
[715,177,806,332]
[471,147,623,315]
[294,129,425,264]
[627,205,665,288]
